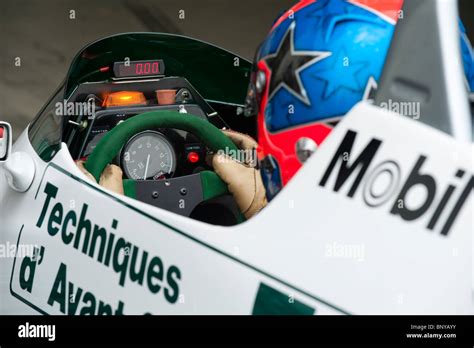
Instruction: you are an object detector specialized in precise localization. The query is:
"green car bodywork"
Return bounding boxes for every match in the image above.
[28,32,253,162]
[65,32,252,105]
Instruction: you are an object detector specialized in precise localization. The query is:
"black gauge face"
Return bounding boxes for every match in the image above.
[122,131,176,180]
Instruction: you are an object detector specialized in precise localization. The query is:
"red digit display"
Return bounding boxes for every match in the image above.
[114,60,165,78]
[143,63,150,74]
[136,63,143,74]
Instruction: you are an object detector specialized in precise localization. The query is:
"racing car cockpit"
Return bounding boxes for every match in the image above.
[27,33,254,226]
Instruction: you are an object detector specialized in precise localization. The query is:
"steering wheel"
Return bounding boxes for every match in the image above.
[84,110,242,220]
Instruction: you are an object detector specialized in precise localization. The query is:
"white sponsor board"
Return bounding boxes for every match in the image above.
[247,102,473,314]
[9,164,341,315]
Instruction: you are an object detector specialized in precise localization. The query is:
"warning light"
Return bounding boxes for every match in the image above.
[103,91,147,107]
[187,152,200,163]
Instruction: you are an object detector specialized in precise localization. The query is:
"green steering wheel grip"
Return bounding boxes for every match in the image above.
[84,110,238,182]
[83,110,241,213]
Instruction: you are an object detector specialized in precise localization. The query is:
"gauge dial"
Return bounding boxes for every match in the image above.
[121,131,176,180]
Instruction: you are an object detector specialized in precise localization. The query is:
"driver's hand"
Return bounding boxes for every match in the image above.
[76,161,124,195]
[210,130,267,219]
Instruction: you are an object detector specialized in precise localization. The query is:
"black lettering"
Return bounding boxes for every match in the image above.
[73,204,91,254]
[319,130,381,197]
[390,156,436,221]
[36,182,58,228]
[48,203,63,236]
[88,225,107,262]
[62,210,76,245]
[19,253,39,293]
[104,232,115,267]
[165,266,181,304]
[129,246,148,286]
[104,220,118,267]
[427,185,455,230]
[47,263,67,314]
[147,256,164,294]
[67,282,83,315]
[79,292,96,315]
[440,175,474,236]
[112,238,131,287]
[97,301,113,315]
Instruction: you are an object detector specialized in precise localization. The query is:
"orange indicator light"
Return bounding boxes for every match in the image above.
[103,91,147,107]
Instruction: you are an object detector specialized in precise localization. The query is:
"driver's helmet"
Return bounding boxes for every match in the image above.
[245,0,474,201]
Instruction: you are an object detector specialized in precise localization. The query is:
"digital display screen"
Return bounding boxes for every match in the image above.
[113,59,165,78]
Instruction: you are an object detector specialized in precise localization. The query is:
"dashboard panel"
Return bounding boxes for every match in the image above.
[79,104,211,180]
[65,77,226,181]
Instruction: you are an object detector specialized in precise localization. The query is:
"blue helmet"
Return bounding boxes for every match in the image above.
[245,0,474,201]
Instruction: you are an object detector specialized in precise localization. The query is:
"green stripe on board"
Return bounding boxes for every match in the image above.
[252,283,315,315]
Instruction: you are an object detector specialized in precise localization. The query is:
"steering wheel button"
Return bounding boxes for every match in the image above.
[187,151,200,163]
